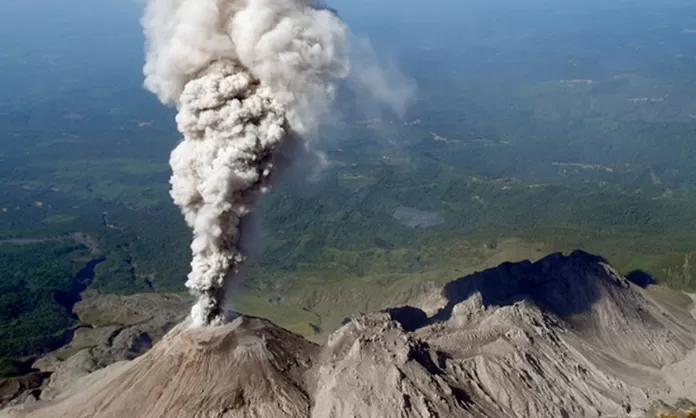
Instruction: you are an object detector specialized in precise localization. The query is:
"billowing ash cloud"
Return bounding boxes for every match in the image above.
[141,0,349,327]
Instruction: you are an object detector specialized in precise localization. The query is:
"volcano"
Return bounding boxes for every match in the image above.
[4,251,696,418]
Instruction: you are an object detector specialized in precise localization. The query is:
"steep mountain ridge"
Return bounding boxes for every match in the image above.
[3,251,696,418]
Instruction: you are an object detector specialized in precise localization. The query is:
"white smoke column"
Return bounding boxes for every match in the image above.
[141,0,349,327]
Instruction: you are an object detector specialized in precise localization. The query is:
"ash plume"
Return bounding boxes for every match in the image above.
[141,0,349,327]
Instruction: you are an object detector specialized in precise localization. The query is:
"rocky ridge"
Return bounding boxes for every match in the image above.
[3,250,696,418]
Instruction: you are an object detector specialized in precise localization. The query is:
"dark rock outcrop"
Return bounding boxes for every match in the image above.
[0,373,49,409]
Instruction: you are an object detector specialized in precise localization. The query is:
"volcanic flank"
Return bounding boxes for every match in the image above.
[5,251,696,418]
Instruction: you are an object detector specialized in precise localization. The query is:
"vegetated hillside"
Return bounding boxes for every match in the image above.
[5,0,696,375]
[0,243,95,360]
[4,250,696,418]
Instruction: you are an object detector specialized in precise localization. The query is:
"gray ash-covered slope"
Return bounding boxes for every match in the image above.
[17,317,317,418]
[5,251,696,418]
[314,251,696,418]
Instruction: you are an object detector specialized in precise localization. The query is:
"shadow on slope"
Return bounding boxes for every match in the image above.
[625,270,657,288]
[388,250,611,331]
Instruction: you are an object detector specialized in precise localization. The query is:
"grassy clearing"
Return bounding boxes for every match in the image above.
[647,285,694,310]
[230,292,322,341]
[54,346,93,361]
[74,308,121,328]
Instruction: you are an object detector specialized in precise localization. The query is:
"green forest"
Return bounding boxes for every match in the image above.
[0,243,93,358]
[2,0,696,369]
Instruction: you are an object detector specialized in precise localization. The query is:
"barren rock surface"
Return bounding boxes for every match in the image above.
[4,251,696,418]
[11,316,317,418]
